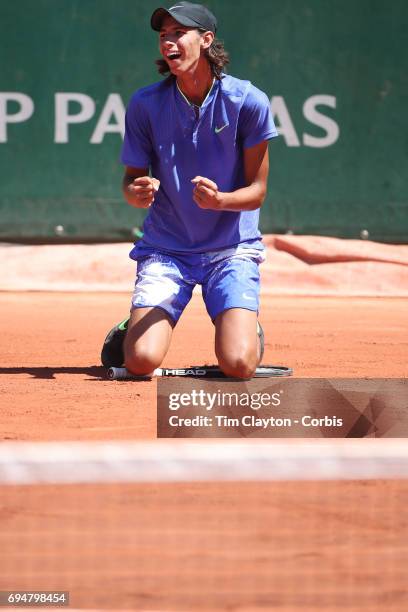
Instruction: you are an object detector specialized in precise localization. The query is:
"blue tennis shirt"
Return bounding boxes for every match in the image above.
[121,74,278,254]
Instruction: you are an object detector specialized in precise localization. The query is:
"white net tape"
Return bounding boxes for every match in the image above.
[1,439,408,484]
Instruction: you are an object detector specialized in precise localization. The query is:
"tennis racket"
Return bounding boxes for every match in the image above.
[107,365,293,380]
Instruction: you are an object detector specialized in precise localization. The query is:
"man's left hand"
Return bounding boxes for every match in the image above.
[191,176,223,210]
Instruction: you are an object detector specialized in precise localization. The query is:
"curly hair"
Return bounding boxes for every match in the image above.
[155,34,230,80]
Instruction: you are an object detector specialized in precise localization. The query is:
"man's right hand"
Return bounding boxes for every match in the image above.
[126,176,160,208]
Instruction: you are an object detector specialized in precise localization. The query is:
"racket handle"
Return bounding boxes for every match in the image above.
[107,367,161,380]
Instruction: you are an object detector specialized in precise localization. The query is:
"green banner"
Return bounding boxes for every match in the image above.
[1,0,407,242]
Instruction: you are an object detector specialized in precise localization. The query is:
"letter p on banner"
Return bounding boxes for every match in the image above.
[0,93,34,143]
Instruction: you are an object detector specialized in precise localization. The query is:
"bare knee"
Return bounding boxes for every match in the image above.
[217,349,257,379]
[123,307,173,375]
[124,344,163,376]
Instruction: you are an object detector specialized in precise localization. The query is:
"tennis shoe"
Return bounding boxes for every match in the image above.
[101,317,129,368]
[257,320,265,363]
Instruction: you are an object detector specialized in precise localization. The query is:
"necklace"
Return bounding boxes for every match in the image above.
[176,78,215,109]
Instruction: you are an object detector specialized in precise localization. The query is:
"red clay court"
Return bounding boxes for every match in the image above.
[1,291,407,440]
[0,237,407,611]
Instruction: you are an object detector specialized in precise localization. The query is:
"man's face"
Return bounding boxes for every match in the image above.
[159,15,204,76]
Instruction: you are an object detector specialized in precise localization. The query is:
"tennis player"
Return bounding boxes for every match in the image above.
[102,1,278,378]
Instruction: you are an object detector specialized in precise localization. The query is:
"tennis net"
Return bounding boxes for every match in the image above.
[1,440,408,611]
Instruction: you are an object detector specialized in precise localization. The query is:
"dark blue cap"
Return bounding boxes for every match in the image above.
[151,1,217,33]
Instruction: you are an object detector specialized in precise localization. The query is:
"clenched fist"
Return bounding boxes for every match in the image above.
[192,176,223,210]
[128,176,160,208]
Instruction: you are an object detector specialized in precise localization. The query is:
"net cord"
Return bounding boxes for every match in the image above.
[1,440,408,485]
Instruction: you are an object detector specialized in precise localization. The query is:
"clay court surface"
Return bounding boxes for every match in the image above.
[1,291,408,611]
[1,476,407,611]
[0,291,407,440]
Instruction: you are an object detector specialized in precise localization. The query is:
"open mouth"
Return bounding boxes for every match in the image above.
[167,52,182,61]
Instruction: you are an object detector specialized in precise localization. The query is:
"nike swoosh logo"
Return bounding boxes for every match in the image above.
[215,124,228,134]
[242,292,256,301]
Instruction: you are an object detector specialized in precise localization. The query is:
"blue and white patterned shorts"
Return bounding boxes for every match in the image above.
[130,245,265,323]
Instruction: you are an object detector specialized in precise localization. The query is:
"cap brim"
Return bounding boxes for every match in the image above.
[150,7,206,31]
